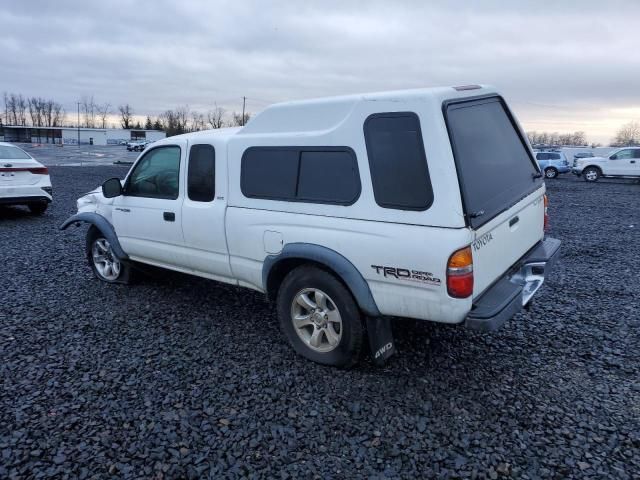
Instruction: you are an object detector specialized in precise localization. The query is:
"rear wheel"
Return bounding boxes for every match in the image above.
[277,265,364,368]
[28,202,48,215]
[584,167,600,182]
[544,167,558,179]
[86,226,131,283]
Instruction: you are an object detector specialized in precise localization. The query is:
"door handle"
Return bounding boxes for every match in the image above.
[631,160,636,164]
[115,207,130,213]
[163,211,175,222]
[509,216,519,227]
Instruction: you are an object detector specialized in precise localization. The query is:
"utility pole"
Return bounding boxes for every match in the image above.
[76,102,80,146]
[241,96,246,126]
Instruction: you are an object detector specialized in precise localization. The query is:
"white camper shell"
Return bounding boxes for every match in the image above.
[62,85,560,367]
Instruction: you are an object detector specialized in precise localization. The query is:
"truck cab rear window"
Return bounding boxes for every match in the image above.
[363,112,433,211]
[241,147,360,205]
[445,96,541,228]
[187,144,215,202]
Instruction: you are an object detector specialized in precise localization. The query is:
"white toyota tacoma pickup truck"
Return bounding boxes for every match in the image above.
[62,86,561,367]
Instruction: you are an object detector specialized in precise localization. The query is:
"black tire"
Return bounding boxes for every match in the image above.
[86,226,132,284]
[28,202,48,215]
[583,166,600,182]
[544,167,558,179]
[277,265,364,368]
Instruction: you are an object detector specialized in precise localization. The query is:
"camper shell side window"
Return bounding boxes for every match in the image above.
[363,112,434,211]
[240,146,361,205]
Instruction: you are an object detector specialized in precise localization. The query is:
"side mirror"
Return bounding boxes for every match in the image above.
[102,178,123,198]
[610,154,617,160]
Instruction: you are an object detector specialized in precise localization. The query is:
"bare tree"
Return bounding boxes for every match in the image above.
[175,105,190,132]
[527,130,587,147]
[119,104,133,129]
[207,105,225,129]
[79,95,97,128]
[229,111,251,127]
[4,93,19,125]
[613,120,640,146]
[42,99,53,127]
[96,102,111,129]
[190,111,206,131]
[572,131,586,146]
[52,103,65,127]
[28,97,44,128]
[16,94,27,126]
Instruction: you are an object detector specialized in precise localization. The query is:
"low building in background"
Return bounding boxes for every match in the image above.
[0,125,166,146]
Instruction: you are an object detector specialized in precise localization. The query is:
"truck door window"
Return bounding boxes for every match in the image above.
[612,149,632,160]
[126,146,181,199]
[188,144,215,202]
[363,112,433,211]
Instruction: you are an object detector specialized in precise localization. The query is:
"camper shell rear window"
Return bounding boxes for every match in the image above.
[444,95,542,229]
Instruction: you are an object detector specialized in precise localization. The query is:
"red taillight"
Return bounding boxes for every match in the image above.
[543,194,549,231]
[447,246,474,298]
[29,167,49,175]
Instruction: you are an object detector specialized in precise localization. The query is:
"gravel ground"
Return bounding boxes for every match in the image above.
[1,167,639,479]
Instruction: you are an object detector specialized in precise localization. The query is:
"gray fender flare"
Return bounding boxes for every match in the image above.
[59,212,128,261]
[262,243,380,317]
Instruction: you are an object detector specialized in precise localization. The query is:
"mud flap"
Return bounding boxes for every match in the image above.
[366,317,396,366]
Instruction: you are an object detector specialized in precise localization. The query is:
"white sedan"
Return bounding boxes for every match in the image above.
[0,142,52,214]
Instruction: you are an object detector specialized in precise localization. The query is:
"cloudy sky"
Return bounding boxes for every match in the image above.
[1,0,638,143]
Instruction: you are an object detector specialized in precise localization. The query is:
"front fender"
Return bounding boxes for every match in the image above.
[59,212,128,261]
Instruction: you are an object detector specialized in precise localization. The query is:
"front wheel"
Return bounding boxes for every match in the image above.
[583,167,600,182]
[277,266,364,368]
[544,167,558,179]
[86,227,131,283]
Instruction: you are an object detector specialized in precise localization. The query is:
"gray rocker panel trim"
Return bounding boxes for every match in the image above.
[59,212,129,261]
[262,243,381,317]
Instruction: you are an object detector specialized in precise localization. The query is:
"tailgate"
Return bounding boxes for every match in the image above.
[443,94,546,298]
[471,188,545,297]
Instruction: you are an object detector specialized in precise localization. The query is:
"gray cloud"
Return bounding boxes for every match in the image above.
[1,0,638,141]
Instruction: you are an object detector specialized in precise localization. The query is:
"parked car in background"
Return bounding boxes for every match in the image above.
[61,85,560,367]
[534,150,570,179]
[572,147,640,182]
[126,140,151,152]
[573,152,594,162]
[0,142,52,214]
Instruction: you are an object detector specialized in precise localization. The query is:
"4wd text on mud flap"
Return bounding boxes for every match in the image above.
[374,342,393,359]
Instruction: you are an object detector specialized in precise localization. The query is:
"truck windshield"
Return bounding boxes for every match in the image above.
[445,96,541,229]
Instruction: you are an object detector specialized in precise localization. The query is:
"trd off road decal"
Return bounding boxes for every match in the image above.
[472,232,493,252]
[371,265,441,286]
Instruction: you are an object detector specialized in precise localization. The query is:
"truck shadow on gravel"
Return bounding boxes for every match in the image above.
[128,262,536,377]
[0,205,45,220]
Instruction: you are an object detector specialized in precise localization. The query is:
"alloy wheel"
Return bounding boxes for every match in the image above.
[92,238,121,281]
[291,288,342,353]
